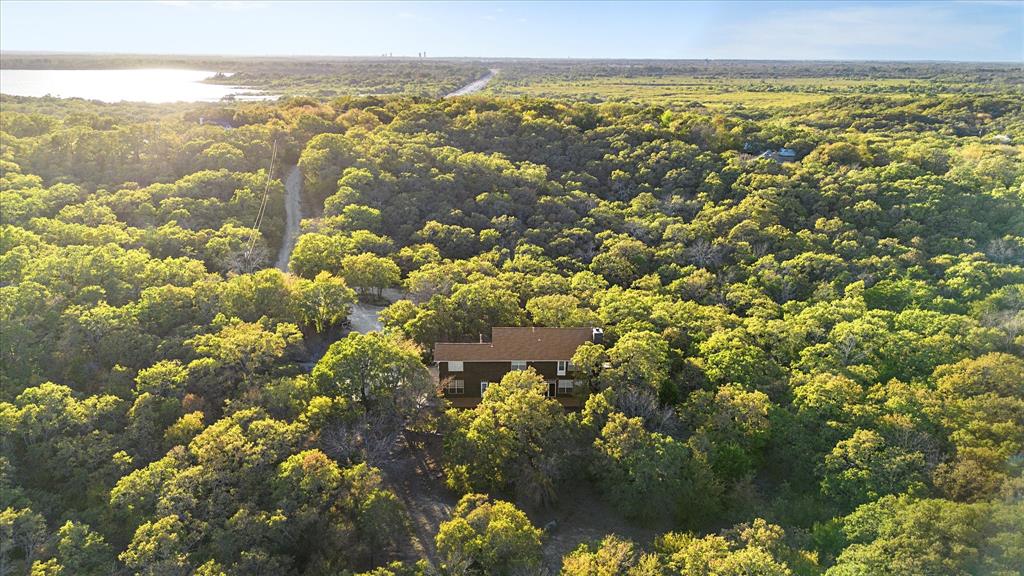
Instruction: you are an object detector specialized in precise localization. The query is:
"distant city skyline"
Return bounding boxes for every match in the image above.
[1,1,1021,62]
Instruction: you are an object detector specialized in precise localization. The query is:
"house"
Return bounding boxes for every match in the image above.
[434,326,603,408]
[198,116,234,129]
[753,147,798,164]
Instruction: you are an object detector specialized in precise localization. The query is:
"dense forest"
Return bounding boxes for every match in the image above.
[2,60,1023,575]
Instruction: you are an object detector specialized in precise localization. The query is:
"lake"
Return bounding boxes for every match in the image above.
[0,68,268,103]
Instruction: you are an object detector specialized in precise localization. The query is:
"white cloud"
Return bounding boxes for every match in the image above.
[154,0,265,10]
[704,4,1014,59]
[952,1,1021,6]
[209,1,259,10]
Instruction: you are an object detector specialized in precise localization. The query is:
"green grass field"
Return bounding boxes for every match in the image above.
[486,74,999,108]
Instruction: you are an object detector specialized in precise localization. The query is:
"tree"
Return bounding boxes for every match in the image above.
[929,353,1024,502]
[682,384,772,482]
[126,391,184,461]
[292,271,356,333]
[297,133,356,204]
[163,412,205,449]
[187,317,302,389]
[5,63,1024,576]
[604,330,670,392]
[591,237,653,286]
[815,142,863,166]
[1,383,129,519]
[334,204,383,232]
[0,507,48,575]
[312,332,431,415]
[447,279,526,341]
[119,515,195,576]
[525,294,598,327]
[310,332,431,463]
[272,449,350,563]
[109,448,189,534]
[443,369,571,506]
[134,360,190,398]
[827,496,1024,576]
[415,221,480,259]
[658,519,811,576]
[593,412,717,523]
[699,330,782,391]
[435,494,543,576]
[821,429,927,511]
[289,233,352,278]
[792,372,865,433]
[341,253,401,298]
[572,341,608,393]
[344,464,409,566]
[218,269,297,324]
[53,521,114,576]
[562,535,665,576]
[274,449,343,520]
[198,143,246,172]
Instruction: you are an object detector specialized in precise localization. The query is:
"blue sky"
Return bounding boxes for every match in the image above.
[1,1,1021,61]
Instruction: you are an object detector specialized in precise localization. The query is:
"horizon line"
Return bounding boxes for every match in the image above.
[2,50,1022,65]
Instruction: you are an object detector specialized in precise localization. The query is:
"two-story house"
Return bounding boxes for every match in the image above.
[434,326,603,408]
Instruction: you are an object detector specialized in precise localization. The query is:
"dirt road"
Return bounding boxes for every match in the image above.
[275,165,302,271]
[347,288,408,333]
[444,68,499,98]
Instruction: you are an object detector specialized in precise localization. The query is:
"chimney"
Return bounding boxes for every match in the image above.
[592,327,604,345]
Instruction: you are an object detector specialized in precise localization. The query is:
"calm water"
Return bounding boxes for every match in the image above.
[0,68,268,103]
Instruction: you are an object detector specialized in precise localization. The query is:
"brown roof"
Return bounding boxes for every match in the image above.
[434,327,596,362]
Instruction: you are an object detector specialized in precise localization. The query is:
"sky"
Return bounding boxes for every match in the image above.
[1,1,1022,62]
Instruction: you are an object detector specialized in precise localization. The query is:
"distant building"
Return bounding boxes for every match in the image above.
[198,117,234,129]
[754,147,798,163]
[434,326,603,408]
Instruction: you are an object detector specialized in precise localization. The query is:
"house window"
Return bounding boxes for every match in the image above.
[557,379,576,395]
[480,381,490,396]
[511,361,528,371]
[445,379,464,395]
[447,361,464,372]
[556,360,568,376]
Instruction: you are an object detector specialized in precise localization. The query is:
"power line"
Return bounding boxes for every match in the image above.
[245,139,278,266]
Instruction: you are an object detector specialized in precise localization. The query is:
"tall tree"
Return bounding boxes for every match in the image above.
[435,494,543,576]
[443,369,571,506]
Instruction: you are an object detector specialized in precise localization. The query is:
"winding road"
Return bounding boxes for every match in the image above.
[444,68,499,98]
[274,164,407,337]
[275,165,302,271]
[277,68,499,271]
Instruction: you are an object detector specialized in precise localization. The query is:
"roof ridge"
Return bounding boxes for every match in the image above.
[435,326,597,361]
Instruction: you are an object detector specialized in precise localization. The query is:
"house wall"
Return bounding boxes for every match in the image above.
[438,360,576,399]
